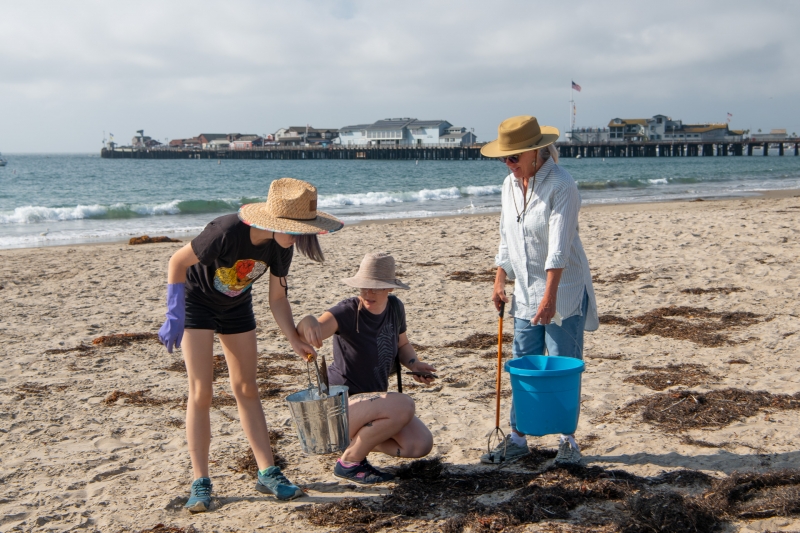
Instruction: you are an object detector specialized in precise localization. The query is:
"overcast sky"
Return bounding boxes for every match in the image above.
[2,0,798,152]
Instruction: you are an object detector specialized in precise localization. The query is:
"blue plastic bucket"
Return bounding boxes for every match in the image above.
[504,355,585,437]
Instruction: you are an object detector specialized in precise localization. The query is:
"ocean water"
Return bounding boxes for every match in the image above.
[1,152,799,249]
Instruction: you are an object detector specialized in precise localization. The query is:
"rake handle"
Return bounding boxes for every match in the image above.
[495,301,505,429]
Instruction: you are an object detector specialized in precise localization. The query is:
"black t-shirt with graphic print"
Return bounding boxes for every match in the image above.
[327,296,407,395]
[185,214,293,309]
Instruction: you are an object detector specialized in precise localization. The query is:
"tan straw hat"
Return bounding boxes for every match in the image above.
[342,252,410,290]
[238,178,343,235]
[480,115,560,158]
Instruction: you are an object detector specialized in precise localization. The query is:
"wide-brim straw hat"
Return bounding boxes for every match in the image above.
[342,252,410,290]
[480,115,560,158]
[238,177,343,235]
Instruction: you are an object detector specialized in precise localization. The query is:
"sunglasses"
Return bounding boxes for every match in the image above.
[499,154,520,164]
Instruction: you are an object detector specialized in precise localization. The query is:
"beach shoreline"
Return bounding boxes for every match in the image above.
[1,192,799,531]
[6,186,799,252]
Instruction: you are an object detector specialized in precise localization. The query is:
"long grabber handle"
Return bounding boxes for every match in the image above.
[495,301,505,429]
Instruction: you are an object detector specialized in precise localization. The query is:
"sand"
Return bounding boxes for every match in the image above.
[1,193,799,532]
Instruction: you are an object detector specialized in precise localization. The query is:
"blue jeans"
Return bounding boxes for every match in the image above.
[509,290,588,434]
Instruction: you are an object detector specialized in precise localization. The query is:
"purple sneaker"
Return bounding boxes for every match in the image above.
[333,459,395,485]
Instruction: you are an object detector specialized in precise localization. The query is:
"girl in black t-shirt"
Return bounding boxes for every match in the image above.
[157,178,343,512]
[296,252,437,485]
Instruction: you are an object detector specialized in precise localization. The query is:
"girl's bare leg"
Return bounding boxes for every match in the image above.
[341,393,432,462]
[371,416,433,458]
[182,329,215,480]
[219,330,275,470]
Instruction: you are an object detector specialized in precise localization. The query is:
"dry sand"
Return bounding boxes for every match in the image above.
[1,193,799,532]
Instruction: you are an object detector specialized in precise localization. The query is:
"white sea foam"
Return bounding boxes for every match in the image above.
[0,204,110,224]
[317,185,499,208]
[132,199,182,216]
[648,178,669,185]
[464,185,502,196]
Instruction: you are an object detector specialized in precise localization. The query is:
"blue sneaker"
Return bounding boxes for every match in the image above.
[185,477,212,513]
[255,466,304,501]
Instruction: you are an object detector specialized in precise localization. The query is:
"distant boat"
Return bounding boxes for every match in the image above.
[0,153,6,167]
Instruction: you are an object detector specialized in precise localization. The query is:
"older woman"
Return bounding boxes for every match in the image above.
[480,116,598,465]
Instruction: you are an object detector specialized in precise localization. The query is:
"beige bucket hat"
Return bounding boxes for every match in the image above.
[342,252,410,290]
[480,115,560,158]
[238,178,343,235]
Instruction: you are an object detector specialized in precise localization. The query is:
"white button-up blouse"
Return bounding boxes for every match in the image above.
[495,158,598,330]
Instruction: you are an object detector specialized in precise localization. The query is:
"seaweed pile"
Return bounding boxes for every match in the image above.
[599,306,764,347]
[623,363,718,391]
[44,343,94,355]
[15,382,68,399]
[680,287,744,295]
[44,331,158,355]
[444,333,514,350]
[92,332,159,347]
[128,235,181,245]
[126,524,197,533]
[592,270,647,284]
[448,268,512,284]
[104,389,179,407]
[298,457,800,533]
[619,388,800,431]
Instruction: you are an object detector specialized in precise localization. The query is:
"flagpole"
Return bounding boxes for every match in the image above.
[569,85,573,141]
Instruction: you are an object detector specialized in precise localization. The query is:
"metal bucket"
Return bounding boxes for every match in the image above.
[286,385,350,455]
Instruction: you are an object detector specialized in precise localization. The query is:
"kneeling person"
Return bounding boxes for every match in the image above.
[297,253,436,484]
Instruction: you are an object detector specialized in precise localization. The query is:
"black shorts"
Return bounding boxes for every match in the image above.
[185,295,256,335]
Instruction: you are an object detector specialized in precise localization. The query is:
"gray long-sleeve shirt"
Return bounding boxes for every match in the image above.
[495,158,598,330]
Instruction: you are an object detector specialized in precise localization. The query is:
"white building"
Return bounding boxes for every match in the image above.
[337,118,474,146]
[608,115,743,142]
[751,129,788,142]
[440,126,477,145]
[208,138,231,149]
[338,124,372,146]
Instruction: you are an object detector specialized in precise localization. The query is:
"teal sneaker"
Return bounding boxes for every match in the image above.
[255,466,304,501]
[185,477,212,513]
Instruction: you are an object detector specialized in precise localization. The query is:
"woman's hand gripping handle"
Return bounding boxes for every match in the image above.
[492,267,510,312]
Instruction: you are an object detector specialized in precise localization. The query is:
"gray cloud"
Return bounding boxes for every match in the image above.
[1,0,798,151]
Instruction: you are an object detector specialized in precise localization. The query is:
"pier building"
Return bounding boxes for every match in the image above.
[603,115,744,143]
[336,118,474,147]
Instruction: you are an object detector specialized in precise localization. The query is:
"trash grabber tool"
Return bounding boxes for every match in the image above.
[487,300,507,463]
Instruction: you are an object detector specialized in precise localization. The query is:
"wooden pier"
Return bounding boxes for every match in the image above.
[100,145,485,160]
[100,140,800,161]
[556,140,800,158]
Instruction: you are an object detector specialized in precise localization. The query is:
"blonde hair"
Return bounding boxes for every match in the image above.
[540,144,559,164]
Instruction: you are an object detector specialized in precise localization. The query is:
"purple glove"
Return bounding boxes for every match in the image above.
[158,283,185,353]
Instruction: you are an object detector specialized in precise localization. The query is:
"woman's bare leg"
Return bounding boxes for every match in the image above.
[218,330,275,470]
[341,392,431,462]
[183,329,215,480]
[372,416,433,458]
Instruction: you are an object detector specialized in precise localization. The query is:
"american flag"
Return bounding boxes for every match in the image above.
[572,81,581,92]
[727,112,733,123]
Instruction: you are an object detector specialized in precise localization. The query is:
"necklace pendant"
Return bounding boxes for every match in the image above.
[516,214,522,223]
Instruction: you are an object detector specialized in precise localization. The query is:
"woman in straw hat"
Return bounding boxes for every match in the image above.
[157,178,343,512]
[296,252,436,484]
[479,116,598,466]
